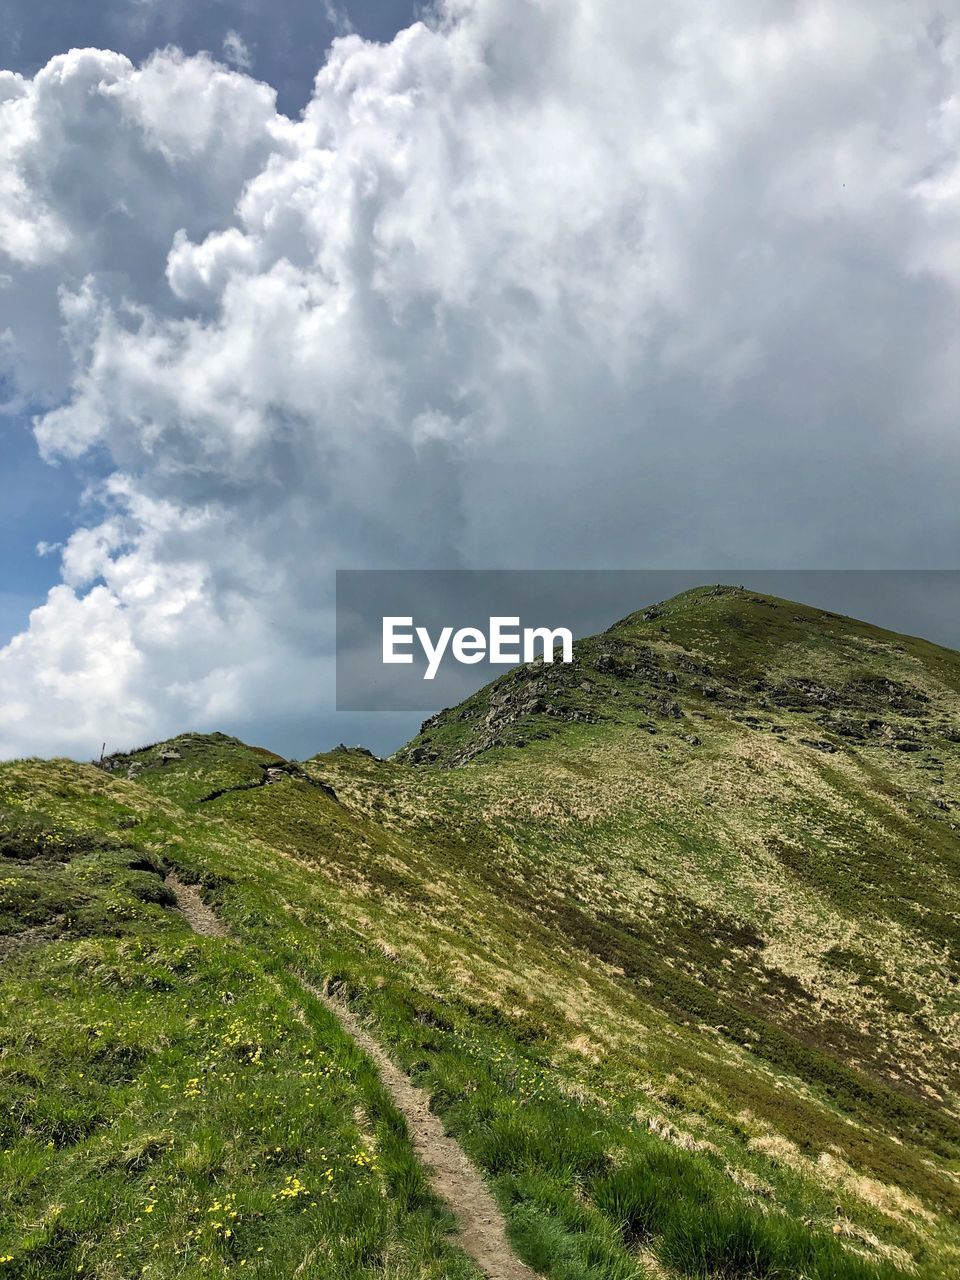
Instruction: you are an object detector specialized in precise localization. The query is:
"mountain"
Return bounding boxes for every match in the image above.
[1,586,959,1280]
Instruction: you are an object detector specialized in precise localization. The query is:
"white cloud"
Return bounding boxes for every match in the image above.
[320,1,354,38]
[0,45,287,407]
[1,0,959,757]
[222,30,253,72]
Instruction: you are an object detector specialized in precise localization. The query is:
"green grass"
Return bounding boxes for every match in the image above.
[0,836,480,1279]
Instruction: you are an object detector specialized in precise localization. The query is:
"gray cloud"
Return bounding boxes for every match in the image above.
[0,0,958,758]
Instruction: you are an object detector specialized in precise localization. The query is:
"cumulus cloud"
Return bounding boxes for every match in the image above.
[1,0,959,757]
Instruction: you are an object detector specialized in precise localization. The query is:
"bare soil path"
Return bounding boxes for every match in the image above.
[165,873,227,937]
[305,980,542,1280]
[165,876,541,1280]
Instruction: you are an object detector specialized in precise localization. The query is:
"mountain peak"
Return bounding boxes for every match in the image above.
[395,586,959,767]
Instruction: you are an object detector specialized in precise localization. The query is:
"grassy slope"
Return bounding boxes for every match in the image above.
[0,786,481,1280]
[1,587,959,1279]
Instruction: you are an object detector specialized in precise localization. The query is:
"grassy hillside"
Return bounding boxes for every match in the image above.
[1,586,959,1279]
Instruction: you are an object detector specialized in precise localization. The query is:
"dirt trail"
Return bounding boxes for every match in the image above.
[305,980,542,1280]
[165,873,227,937]
[165,877,540,1280]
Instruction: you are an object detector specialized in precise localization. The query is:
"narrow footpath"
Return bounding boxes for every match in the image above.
[165,873,542,1280]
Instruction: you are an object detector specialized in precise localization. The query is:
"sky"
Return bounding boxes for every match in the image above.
[0,0,417,636]
[0,0,958,760]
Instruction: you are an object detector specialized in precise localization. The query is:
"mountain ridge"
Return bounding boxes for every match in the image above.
[1,586,959,1279]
